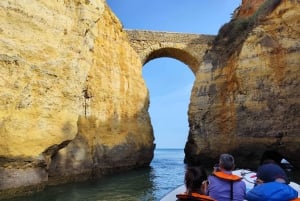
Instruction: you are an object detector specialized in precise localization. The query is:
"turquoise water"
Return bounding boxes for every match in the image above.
[6,149,186,201]
[4,149,300,201]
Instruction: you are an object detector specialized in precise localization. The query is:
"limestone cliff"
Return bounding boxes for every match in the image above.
[0,0,154,199]
[185,0,300,168]
[233,0,266,18]
[1,0,299,199]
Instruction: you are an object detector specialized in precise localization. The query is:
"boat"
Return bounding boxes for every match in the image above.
[160,169,300,201]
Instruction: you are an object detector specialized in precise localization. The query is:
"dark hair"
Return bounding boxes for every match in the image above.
[184,166,207,194]
[219,153,235,171]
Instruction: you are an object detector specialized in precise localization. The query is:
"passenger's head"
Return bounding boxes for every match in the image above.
[256,163,289,184]
[219,153,235,171]
[184,166,207,194]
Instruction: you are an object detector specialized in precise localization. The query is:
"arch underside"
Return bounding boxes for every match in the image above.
[144,47,199,74]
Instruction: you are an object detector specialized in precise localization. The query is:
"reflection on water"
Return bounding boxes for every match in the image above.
[4,149,185,201]
[6,168,158,201]
[3,149,299,201]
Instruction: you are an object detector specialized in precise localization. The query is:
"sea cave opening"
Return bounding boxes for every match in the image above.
[142,57,195,150]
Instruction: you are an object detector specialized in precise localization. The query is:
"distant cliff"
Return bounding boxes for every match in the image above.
[185,0,300,168]
[0,0,154,199]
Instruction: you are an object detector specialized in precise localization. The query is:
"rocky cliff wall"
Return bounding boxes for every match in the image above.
[0,0,154,199]
[186,0,300,168]
[233,0,266,18]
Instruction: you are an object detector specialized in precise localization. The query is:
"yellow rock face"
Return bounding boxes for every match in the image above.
[0,0,93,157]
[0,0,153,173]
[187,0,300,168]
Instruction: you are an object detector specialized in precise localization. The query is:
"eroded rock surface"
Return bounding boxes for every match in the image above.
[185,0,300,168]
[0,0,154,199]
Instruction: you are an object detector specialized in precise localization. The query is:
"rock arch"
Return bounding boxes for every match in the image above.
[144,47,198,74]
[125,29,215,74]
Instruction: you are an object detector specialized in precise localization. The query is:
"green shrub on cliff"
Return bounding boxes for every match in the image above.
[206,0,281,69]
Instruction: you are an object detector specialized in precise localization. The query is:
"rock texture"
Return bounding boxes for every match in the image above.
[233,0,266,18]
[1,0,299,199]
[125,30,215,74]
[185,0,300,168]
[0,0,154,199]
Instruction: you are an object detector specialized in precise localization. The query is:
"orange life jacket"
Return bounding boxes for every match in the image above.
[290,198,300,201]
[209,171,242,200]
[176,192,216,201]
[212,171,242,181]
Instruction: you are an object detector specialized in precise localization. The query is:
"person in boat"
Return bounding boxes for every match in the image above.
[206,153,246,201]
[245,163,298,201]
[176,166,216,201]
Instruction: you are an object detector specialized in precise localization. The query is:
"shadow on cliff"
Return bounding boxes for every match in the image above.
[46,102,155,185]
[182,0,290,167]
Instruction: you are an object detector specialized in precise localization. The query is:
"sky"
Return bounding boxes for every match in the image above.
[106,0,241,149]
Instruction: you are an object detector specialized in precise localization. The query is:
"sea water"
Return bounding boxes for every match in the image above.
[5,149,185,201]
[4,149,300,201]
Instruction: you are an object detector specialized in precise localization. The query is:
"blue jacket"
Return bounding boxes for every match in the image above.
[245,182,298,201]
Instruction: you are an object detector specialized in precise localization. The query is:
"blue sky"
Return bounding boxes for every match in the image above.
[106,0,241,148]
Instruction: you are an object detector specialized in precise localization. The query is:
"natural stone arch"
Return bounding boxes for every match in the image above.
[144,47,199,74]
[125,29,215,74]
